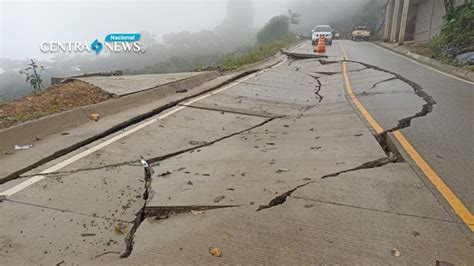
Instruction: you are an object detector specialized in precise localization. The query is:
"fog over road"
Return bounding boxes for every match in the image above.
[0,40,472,264]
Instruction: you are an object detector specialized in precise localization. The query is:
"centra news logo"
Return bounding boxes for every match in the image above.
[91,39,103,54]
[40,33,145,54]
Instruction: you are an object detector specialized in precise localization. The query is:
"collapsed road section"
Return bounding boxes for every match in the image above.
[254,53,439,214]
[114,44,471,264]
[1,41,472,265]
[0,54,290,186]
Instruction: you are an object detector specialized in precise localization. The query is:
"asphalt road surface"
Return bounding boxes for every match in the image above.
[0,40,472,264]
[340,40,473,216]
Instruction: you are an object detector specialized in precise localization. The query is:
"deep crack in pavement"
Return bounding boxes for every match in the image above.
[287,53,436,138]
[256,54,437,212]
[0,59,289,186]
[24,52,439,260]
[147,117,280,165]
[256,157,393,211]
[121,158,152,258]
[292,68,324,103]
[119,116,281,258]
[346,60,437,135]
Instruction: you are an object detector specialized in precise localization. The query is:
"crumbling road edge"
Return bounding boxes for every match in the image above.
[0,57,289,186]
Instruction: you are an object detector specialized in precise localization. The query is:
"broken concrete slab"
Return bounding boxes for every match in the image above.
[143,57,386,208]
[0,49,297,185]
[2,41,471,265]
[0,71,221,184]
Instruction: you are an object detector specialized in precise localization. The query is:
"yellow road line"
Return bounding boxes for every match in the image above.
[339,42,474,231]
[341,62,384,134]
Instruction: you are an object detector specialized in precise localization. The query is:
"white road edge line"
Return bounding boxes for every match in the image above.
[1,45,299,197]
[369,42,474,85]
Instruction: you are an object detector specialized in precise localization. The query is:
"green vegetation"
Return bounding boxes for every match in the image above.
[220,11,299,70]
[220,34,298,70]
[136,13,300,74]
[135,33,299,74]
[257,11,299,44]
[214,11,300,70]
[257,16,291,44]
[430,3,474,64]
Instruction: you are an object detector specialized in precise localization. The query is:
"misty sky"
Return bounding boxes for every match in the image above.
[0,0,290,60]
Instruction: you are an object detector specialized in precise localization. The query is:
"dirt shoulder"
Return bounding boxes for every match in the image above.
[0,80,110,129]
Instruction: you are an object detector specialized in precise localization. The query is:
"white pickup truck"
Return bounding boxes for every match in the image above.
[351,26,371,41]
[312,25,333,45]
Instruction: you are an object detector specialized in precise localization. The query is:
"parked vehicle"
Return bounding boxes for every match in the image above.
[351,26,370,41]
[312,25,333,45]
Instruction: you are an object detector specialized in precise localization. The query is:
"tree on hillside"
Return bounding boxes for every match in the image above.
[257,10,300,44]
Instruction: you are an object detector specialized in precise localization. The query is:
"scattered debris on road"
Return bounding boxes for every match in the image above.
[90,113,100,121]
[391,248,401,257]
[114,223,129,235]
[209,247,222,257]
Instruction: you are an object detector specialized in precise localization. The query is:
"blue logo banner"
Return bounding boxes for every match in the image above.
[105,33,141,42]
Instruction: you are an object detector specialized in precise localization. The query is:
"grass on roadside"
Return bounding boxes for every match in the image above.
[429,3,473,69]
[219,34,298,70]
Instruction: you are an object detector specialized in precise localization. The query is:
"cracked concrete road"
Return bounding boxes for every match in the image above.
[342,40,474,214]
[0,41,473,264]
